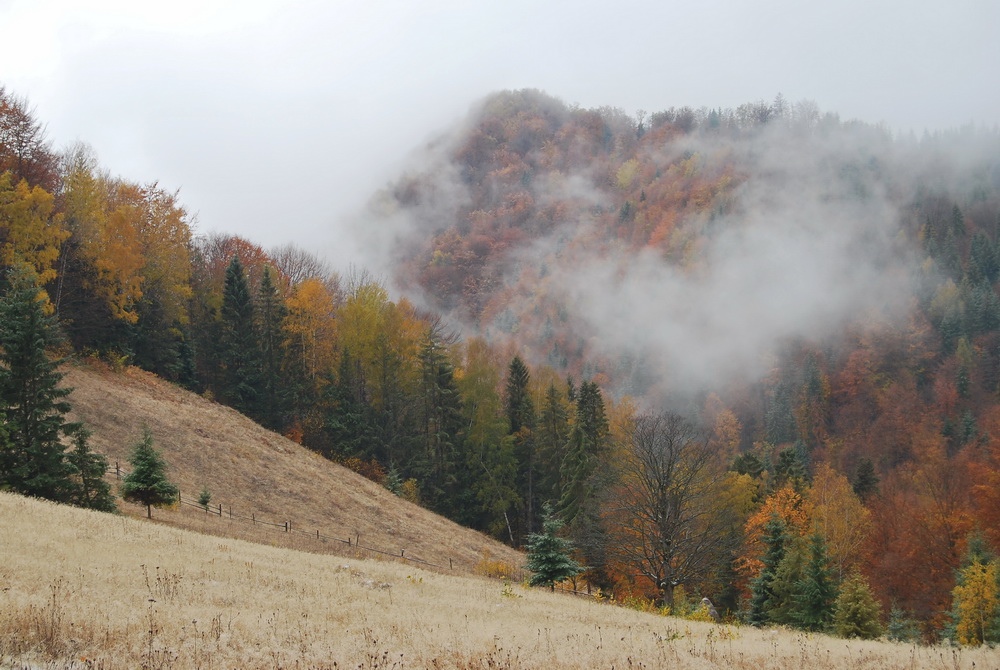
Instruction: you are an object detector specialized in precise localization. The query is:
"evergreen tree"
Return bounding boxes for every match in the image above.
[536,383,569,505]
[504,356,539,536]
[749,513,789,626]
[0,264,80,503]
[120,428,179,518]
[197,485,212,510]
[325,350,376,460]
[66,428,116,512]
[504,356,535,434]
[219,255,262,419]
[412,327,464,514]
[833,572,883,639]
[852,457,880,502]
[793,533,838,631]
[886,606,921,642]
[767,536,808,626]
[525,503,583,591]
[256,265,288,430]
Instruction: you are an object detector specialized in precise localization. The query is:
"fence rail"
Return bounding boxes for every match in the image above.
[110,461,451,570]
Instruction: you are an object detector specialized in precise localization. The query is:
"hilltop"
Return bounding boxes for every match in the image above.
[61,360,523,574]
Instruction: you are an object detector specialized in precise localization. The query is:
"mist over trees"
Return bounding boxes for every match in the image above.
[3,83,1000,641]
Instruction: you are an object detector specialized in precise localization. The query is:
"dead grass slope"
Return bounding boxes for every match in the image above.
[62,361,522,574]
[3,492,995,670]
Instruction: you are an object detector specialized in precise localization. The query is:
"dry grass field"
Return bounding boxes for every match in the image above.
[61,362,523,574]
[2,493,999,669]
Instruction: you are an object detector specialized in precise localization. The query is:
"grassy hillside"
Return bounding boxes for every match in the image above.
[1,492,994,669]
[61,361,523,574]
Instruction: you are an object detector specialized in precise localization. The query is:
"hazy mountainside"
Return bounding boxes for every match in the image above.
[374,89,1000,402]
[62,362,522,572]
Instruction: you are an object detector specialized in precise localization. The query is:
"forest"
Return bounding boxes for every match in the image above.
[2,84,1000,643]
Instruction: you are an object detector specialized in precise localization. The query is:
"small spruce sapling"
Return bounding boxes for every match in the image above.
[525,503,583,591]
[120,428,178,519]
[198,486,212,510]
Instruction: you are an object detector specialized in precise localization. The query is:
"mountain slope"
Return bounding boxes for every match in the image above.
[62,361,522,573]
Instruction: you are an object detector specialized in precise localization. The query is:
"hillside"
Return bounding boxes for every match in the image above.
[3,492,996,670]
[62,361,523,574]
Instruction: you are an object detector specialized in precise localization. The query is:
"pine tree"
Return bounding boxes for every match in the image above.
[0,264,80,503]
[833,572,883,639]
[525,504,583,591]
[120,428,179,518]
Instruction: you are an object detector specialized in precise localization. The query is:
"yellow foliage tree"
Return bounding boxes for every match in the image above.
[953,560,999,646]
[0,172,67,293]
[808,463,872,579]
[284,277,338,383]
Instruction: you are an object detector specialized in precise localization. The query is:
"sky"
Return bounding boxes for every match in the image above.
[1,0,999,270]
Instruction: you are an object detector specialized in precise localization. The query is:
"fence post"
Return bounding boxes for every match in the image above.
[228,506,232,519]
[218,503,222,517]
[115,462,121,479]
[284,521,289,532]
[449,558,453,570]
[400,550,404,558]
[252,513,255,525]
[316,529,320,540]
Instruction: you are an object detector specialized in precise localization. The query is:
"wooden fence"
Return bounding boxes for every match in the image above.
[110,461,452,571]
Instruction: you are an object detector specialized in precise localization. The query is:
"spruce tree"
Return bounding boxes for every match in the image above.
[256,265,288,430]
[412,328,464,514]
[505,356,538,536]
[525,504,583,591]
[793,533,838,631]
[219,255,262,419]
[749,513,789,626]
[0,264,79,503]
[66,428,116,512]
[833,572,883,639]
[852,457,880,502]
[120,428,179,518]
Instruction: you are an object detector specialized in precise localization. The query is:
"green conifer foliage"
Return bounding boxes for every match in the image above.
[220,255,262,419]
[120,428,179,518]
[749,513,789,626]
[525,504,583,591]
[793,533,838,631]
[833,572,883,639]
[67,428,116,512]
[0,264,80,503]
[256,265,288,430]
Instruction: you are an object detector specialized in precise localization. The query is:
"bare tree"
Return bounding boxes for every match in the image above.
[610,411,744,608]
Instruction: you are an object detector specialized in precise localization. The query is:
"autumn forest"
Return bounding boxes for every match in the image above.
[2,85,1000,643]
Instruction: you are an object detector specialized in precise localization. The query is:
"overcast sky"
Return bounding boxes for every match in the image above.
[2,0,998,269]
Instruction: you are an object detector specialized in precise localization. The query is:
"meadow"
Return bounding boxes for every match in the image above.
[2,492,997,670]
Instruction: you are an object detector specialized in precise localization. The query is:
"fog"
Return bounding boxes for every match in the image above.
[2,0,998,270]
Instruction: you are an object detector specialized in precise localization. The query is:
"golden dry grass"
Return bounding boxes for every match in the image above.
[61,362,523,574]
[2,493,998,669]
